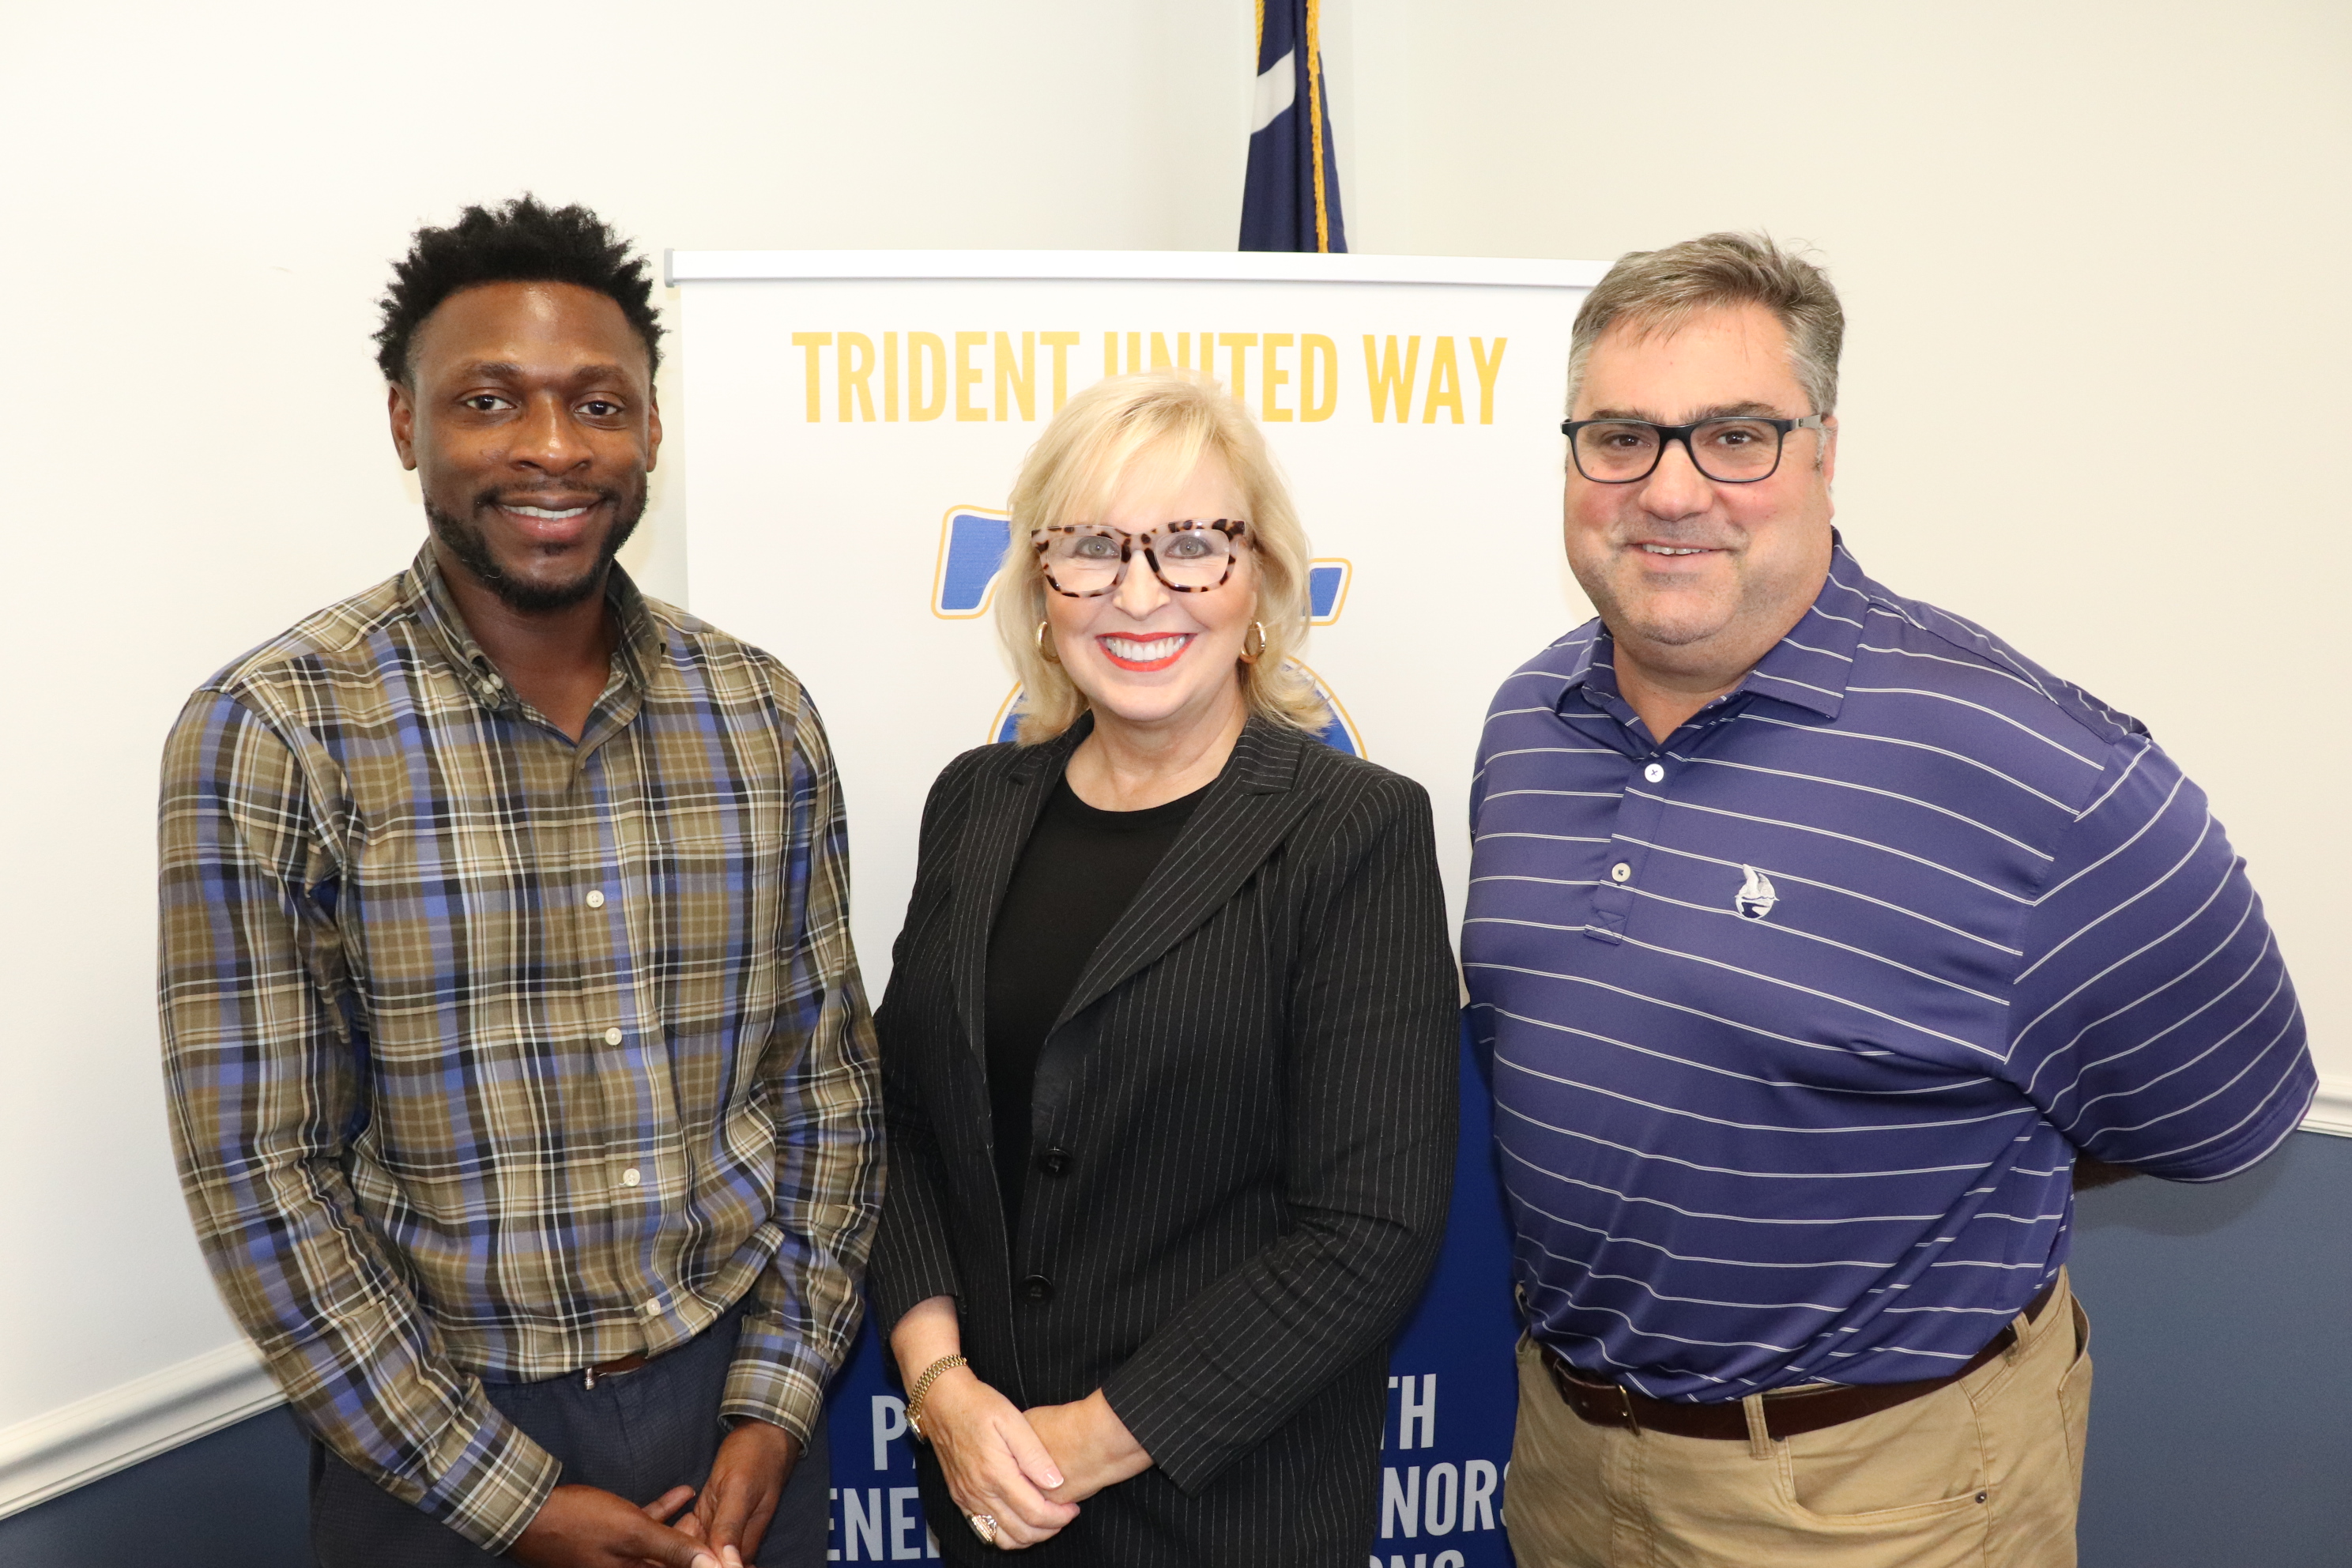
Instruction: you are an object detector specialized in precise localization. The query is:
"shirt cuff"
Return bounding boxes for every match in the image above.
[1097,1323,1231,1496]
[719,1318,832,1446]
[389,1391,564,1555]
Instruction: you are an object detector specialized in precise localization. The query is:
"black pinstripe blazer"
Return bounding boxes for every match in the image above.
[869,714,1459,1566]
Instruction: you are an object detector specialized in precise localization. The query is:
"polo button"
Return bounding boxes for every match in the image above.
[1610,862,1632,884]
[1643,763,1665,783]
[1037,1148,1072,1178]
[620,1167,641,1187]
[586,889,606,909]
[1020,1274,1054,1302]
[604,1027,624,1046]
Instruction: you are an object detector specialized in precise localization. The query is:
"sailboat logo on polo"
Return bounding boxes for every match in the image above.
[1734,865,1778,921]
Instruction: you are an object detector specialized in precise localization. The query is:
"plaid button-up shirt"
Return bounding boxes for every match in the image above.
[158,547,882,1551]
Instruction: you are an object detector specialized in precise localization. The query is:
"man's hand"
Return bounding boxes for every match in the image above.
[2075,1155,2142,1190]
[1026,1391,1151,1506]
[677,1419,801,1566]
[508,1483,722,1568]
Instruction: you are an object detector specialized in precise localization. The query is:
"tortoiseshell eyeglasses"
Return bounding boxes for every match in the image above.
[1030,519,1250,597]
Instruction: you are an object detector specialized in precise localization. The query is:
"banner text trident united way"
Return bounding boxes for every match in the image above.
[786,330,1509,426]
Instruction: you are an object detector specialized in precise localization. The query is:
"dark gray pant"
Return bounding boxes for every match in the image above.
[309,1308,832,1566]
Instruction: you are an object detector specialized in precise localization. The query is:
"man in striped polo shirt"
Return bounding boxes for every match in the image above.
[1465,232,2314,1567]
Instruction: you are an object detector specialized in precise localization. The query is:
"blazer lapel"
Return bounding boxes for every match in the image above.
[1050,717,1314,1031]
[946,722,1087,1062]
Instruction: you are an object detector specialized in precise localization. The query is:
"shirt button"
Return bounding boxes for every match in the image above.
[1020,1274,1055,1303]
[1643,763,1665,783]
[620,1167,641,1187]
[642,1298,662,1316]
[586,889,606,909]
[604,1027,624,1046]
[1610,862,1632,884]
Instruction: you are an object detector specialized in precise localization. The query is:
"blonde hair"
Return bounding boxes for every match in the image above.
[1567,231,1845,418]
[995,370,1326,744]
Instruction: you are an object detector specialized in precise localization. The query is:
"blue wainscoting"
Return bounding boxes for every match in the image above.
[0,1403,310,1566]
[6,1129,2346,1566]
[2071,1129,2352,1568]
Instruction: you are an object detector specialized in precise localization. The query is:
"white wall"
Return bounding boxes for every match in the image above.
[0,0,1253,1463]
[1324,0,2352,1095]
[0,0,2343,1494]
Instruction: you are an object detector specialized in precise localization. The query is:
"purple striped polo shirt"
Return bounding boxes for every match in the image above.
[1463,539,2314,1400]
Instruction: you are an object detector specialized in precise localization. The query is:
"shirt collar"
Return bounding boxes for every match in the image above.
[1553,532,1870,729]
[1736,537,1867,720]
[400,543,664,714]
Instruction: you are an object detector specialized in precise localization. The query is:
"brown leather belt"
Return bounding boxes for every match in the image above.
[582,1351,650,1390]
[1542,1280,2055,1442]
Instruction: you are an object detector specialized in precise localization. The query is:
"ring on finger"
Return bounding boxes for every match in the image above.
[968,1512,1000,1545]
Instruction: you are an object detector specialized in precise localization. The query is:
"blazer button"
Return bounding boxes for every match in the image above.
[1036,1148,1072,1178]
[1020,1273,1055,1303]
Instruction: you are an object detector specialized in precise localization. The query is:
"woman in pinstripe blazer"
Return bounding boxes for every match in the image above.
[869,373,1458,1566]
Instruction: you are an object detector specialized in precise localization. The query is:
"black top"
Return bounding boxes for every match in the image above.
[985,774,1207,1229]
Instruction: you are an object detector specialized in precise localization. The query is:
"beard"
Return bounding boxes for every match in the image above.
[425,483,646,612]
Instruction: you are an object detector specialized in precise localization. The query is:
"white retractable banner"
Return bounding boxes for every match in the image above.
[674,251,1602,978]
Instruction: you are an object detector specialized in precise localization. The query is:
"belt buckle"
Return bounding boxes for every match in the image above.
[1555,1354,1642,1434]
[1610,1381,1643,1434]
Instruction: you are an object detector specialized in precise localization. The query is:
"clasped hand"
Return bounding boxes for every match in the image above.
[510,1418,801,1568]
[924,1370,1151,1551]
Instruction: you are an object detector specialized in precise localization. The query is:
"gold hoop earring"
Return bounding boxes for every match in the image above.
[1239,621,1267,665]
[1035,620,1061,665]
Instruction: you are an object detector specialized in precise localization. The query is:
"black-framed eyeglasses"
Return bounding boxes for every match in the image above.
[1561,414,1828,484]
[1030,518,1249,597]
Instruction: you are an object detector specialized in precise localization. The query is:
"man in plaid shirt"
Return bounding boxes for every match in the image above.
[158,197,881,1566]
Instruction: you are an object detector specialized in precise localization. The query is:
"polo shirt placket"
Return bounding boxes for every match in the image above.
[1570,650,1798,950]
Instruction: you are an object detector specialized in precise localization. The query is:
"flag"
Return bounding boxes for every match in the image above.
[1239,0,1346,253]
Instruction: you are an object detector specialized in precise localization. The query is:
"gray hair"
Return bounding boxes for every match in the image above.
[1566,232,1844,417]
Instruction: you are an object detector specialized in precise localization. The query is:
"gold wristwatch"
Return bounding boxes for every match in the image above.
[904,1353,969,1443]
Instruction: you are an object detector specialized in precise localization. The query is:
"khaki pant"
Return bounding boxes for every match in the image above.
[1504,1269,2092,1568]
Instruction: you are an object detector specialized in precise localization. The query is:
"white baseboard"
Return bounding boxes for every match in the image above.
[2304,1076,2352,1140]
[0,1340,284,1521]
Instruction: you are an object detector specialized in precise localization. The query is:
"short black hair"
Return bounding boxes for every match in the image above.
[373,194,664,384]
